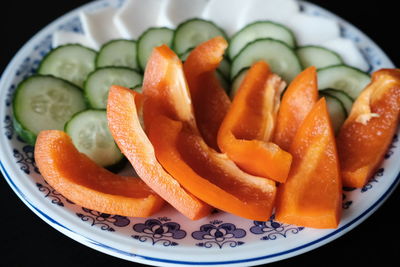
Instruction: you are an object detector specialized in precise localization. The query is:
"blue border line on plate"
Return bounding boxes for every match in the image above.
[1,158,400,265]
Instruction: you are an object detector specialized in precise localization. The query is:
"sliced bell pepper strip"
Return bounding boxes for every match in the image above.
[34,130,165,217]
[183,36,231,151]
[337,69,400,188]
[273,66,319,151]
[275,98,342,229]
[142,45,277,221]
[217,61,292,183]
[107,86,212,220]
[147,114,277,221]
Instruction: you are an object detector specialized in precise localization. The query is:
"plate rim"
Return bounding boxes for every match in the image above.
[0,0,398,266]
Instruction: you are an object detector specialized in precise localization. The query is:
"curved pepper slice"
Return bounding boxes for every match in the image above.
[337,69,400,188]
[107,86,212,220]
[217,61,292,183]
[183,36,231,151]
[273,66,318,151]
[142,45,276,221]
[275,98,342,229]
[34,130,165,217]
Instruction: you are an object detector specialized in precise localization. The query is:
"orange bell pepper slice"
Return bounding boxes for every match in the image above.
[183,36,231,151]
[142,45,276,221]
[275,98,342,229]
[107,86,212,220]
[337,69,400,188]
[273,66,319,151]
[34,130,165,217]
[217,61,292,183]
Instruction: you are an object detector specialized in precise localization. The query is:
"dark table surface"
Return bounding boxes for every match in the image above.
[1,1,399,266]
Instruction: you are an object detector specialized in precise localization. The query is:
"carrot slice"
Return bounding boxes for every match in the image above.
[217,61,292,183]
[183,36,231,151]
[34,130,164,217]
[107,86,212,220]
[273,66,318,151]
[337,69,400,188]
[275,98,342,229]
[142,45,277,221]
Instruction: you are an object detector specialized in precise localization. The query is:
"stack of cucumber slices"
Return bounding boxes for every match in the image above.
[12,18,371,170]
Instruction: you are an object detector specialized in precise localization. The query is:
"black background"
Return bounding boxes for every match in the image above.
[1,1,399,266]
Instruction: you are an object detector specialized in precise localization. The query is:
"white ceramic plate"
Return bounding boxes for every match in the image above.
[0,1,398,266]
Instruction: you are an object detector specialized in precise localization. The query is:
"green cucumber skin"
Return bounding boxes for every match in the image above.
[83,66,142,109]
[95,39,139,70]
[12,75,88,145]
[228,20,297,60]
[296,45,344,69]
[38,44,97,88]
[64,109,124,170]
[231,38,301,82]
[137,27,175,72]
[317,64,371,101]
[172,18,228,55]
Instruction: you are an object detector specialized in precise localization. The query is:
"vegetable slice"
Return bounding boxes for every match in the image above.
[217,61,292,183]
[317,64,371,100]
[296,45,343,69]
[96,39,139,70]
[337,69,400,188]
[230,38,302,82]
[142,45,277,221]
[275,98,342,229]
[107,86,212,220]
[13,75,87,145]
[229,21,297,59]
[183,36,231,151]
[34,130,164,217]
[38,44,97,88]
[273,66,319,151]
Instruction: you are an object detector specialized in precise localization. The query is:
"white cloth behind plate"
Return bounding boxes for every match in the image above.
[113,0,165,39]
[80,7,123,49]
[52,31,97,50]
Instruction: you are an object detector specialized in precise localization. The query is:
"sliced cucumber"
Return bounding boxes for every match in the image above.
[228,21,296,59]
[137,27,174,71]
[320,93,347,134]
[65,109,124,169]
[13,75,87,145]
[216,69,230,92]
[230,67,249,99]
[317,64,371,100]
[297,45,343,69]
[173,18,227,56]
[320,88,353,116]
[38,44,97,88]
[96,39,139,70]
[84,67,142,109]
[231,38,301,82]
[218,57,231,81]
[179,47,194,61]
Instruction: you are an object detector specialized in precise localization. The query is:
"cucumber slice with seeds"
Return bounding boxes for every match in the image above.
[297,45,343,69]
[65,109,124,169]
[320,88,353,116]
[96,39,139,70]
[38,44,97,88]
[231,38,301,82]
[229,21,296,59]
[318,64,371,100]
[137,27,174,71]
[320,93,347,134]
[84,67,142,109]
[13,75,87,145]
[173,18,228,56]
